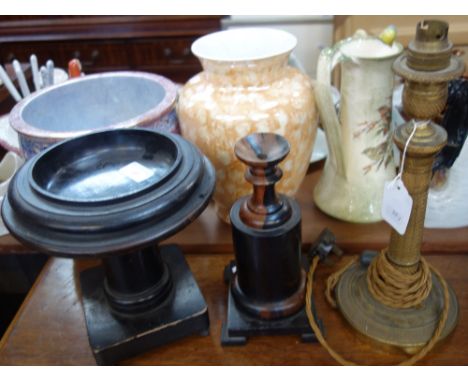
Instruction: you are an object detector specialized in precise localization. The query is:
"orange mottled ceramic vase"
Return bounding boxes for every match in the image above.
[178,28,318,222]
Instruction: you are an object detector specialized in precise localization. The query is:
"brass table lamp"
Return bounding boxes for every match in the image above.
[393,19,464,120]
[335,120,458,352]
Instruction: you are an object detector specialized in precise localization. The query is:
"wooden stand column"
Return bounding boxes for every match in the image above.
[221,133,319,346]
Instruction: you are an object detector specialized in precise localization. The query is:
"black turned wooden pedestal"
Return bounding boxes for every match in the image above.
[81,245,209,365]
[221,133,319,345]
[1,129,215,364]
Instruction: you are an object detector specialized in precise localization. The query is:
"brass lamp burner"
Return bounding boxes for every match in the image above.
[393,20,465,120]
[335,120,459,353]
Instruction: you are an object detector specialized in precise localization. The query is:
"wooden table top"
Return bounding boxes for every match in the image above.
[0,253,467,365]
[1,164,467,365]
[2,163,468,255]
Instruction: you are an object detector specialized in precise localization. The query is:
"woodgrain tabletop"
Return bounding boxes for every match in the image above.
[3,163,468,256]
[0,164,467,365]
[0,253,467,365]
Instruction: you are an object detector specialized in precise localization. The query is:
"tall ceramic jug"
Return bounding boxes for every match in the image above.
[314,32,403,222]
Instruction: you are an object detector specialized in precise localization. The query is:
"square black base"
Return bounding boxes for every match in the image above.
[221,284,323,346]
[79,244,209,365]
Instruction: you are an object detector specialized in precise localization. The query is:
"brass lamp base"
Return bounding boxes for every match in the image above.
[335,262,458,354]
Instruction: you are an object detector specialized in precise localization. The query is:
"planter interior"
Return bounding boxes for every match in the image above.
[23,76,168,132]
[9,72,179,159]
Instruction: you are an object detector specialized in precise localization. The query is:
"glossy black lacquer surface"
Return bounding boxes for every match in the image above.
[1,128,215,365]
[2,129,215,257]
[31,130,181,203]
[81,245,209,365]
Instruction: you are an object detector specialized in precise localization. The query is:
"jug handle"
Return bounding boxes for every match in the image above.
[315,45,347,178]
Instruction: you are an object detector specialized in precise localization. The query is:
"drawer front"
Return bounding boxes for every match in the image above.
[130,37,199,68]
[0,41,130,73]
[133,65,201,84]
[0,37,204,82]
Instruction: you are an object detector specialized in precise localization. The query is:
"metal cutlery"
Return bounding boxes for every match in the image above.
[12,60,30,97]
[30,54,41,91]
[0,64,22,102]
[0,56,58,103]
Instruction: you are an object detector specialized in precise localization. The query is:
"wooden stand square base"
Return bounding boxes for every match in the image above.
[221,283,322,346]
[79,245,209,365]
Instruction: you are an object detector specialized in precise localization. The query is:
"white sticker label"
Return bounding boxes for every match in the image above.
[381,178,413,235]
[119,162,154,183]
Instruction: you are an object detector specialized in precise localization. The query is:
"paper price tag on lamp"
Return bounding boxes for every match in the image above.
[381,120,428,235]
[382,177,413,235]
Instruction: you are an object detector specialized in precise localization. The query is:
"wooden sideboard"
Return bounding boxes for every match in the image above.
[0,16,223,83]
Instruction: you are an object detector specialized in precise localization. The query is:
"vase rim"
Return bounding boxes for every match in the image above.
[192,27,297,62]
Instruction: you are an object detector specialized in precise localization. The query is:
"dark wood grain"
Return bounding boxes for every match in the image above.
[0,16,224,43]
[2,164,468,256]
[235,133,292,229]
[0,16,222,83]
[0,253,467,365]
[228,133,304,320]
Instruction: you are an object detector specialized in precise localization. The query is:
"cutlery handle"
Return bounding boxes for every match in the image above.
[0,64,22,102]
[46,60,54,86]
[13,60,30,97]
[30,54,41,91]
[40,66,49,88]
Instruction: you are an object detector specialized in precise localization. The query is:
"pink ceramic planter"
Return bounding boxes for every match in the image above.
[9,71,179,159]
